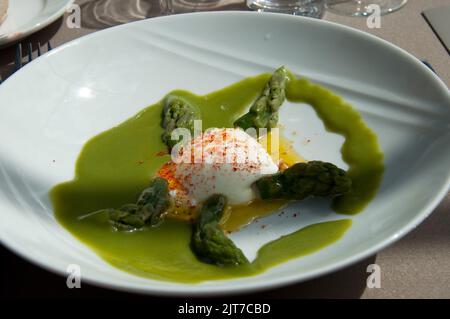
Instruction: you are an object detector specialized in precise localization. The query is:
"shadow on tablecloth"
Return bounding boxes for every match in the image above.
[78,0,248,30]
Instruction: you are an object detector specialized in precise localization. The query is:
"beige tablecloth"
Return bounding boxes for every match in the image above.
[0,0,449,299]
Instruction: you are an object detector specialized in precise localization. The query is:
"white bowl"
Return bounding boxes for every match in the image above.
[0,12,449,296]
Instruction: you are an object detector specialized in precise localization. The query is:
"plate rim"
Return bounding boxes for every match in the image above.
[0,11,449,296]
[0,0,75,47]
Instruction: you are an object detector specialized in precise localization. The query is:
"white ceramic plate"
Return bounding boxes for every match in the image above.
[0,0,74,47]
[0,12,449,296]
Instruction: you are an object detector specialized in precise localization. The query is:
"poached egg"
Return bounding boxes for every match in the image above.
[157,128,279,211]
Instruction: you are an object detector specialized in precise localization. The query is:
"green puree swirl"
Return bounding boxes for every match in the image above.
[286,74,384,214]
[50,72,383,283]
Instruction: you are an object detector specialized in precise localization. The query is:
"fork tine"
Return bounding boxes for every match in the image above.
[10,41,52,76]
[28,43,33,63]
[15,43,22,71]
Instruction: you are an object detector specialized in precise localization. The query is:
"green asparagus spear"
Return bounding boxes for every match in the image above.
[255,161,352,200]
[234,66,287,130]
[191,194,249,266]
[108,177,171,230]
[161,98,201,149]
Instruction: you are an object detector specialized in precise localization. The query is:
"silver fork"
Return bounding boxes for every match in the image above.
[0,41,52,84]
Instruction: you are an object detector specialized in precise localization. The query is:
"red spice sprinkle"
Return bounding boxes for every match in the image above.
[155,151,168,157]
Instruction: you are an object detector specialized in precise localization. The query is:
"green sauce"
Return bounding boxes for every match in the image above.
[50,72,383,283]
[286,74,384,214]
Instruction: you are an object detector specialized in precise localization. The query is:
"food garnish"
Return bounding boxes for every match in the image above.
[234,66,287,130]
[161,98,201,149]
[255,161,352,200]
[191,194,249,266]
[108,177,171,230]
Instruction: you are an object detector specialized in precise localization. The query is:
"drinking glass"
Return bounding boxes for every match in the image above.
[246,0,325,18]
[169,0,223,13]
[325,0,408,17]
